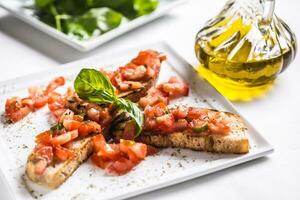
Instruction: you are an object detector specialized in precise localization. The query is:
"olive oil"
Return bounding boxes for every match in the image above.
[195,0,297,101]
[195,40,296,101]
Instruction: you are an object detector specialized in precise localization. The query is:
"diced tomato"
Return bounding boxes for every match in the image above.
[92,135,148,176]
[144,118,157,130]
[131,50,162,79]
[78,121,101,137]
[5,97,32,123]
[173,119,188,132]
[28,87,48,109]
[156,114,175,133]
[48,92,66,111]
[35,131,52,145]
[34,159,48,176]
[44,76,65,95]
[105,157,135,176]
[34,145,54,163]
[64,119,101,137]
[128,142,147,160]
[208,116,231,135]
[51,130,78,146]
[54,146,74,161]
[91,153,112,169]
[120,64,147,81]
[139,88,169,108]
[158,76,189,98]
[93,134,120,160]
[21,98,35,110]
[171,106,188,119]
[63,119,82,131]
[187,108,208,120]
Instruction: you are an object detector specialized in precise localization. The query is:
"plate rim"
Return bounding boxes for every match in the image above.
[0,41,274,200]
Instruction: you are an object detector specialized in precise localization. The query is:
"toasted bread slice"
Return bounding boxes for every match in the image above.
[113,110,249,154]
[26,137,93,189]
[26,50,164,188]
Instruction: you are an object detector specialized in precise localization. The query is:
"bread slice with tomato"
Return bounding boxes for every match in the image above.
[26,137,93,189]
[112,106,249,154]
[25,50,166,189]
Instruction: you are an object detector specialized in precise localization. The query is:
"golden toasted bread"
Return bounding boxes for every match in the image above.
[26,137,93,189]
[113,110,249,154]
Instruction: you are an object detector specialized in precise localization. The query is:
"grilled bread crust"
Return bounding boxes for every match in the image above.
[26,137,93,189]
[116,111,249,154]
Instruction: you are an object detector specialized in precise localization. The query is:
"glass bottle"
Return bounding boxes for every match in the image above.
[195,0,297,101]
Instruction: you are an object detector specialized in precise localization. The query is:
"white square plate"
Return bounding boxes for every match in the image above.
[0,0,186,51]
[0,42,273,200]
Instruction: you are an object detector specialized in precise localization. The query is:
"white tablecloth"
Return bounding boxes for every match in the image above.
[0,0,299,199]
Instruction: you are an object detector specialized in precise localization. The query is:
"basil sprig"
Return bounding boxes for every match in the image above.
[74,68,144,136]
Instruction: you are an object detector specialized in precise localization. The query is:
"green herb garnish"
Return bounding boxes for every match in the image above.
[34,0,159,40]
[192,124,208,134]
[50,123,64,132]
[74,68,144,136]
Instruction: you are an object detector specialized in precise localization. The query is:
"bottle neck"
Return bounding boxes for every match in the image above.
[262,0,275,24]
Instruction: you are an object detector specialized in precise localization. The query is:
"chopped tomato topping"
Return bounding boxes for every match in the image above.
[143,105,231,135]
[92,135,148,176]
[28,87,48,109]
[5,97,32,123]
[139,77,188,109]
[105,50,165,93]
[5,76,65,123]
[51,130,79,146]
[158,76,189,98]
[44,76,65,95]
[35,131,52,145]
[34,159,48,176]
[54,146,74,161]
[63,119,101,137]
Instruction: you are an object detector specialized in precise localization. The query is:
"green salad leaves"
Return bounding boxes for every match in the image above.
[74,68,144,136]
[35,0,159,40]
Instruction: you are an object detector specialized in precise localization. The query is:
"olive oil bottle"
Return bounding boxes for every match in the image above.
[195,0,297,101]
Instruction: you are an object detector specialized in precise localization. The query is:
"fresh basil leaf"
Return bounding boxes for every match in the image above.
[115,98,144,136]
[74,68,116,103]
[74,68,144,136]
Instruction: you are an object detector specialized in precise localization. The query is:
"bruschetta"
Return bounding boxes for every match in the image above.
[112,105,249,154]
[25,50,166,188]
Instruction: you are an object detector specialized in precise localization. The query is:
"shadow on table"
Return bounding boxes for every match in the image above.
[0,13,176,64]
[130,157,270,200]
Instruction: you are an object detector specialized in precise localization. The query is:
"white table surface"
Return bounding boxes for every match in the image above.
[0,0,299,199]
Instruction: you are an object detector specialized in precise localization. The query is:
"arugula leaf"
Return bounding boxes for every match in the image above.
[115,98,144,137]
[134,0,159,16]
[74,68,144,136]
[35,0,159,40]
[35,0,54,9]
[63,8,123,40]
[88,0,159,19]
